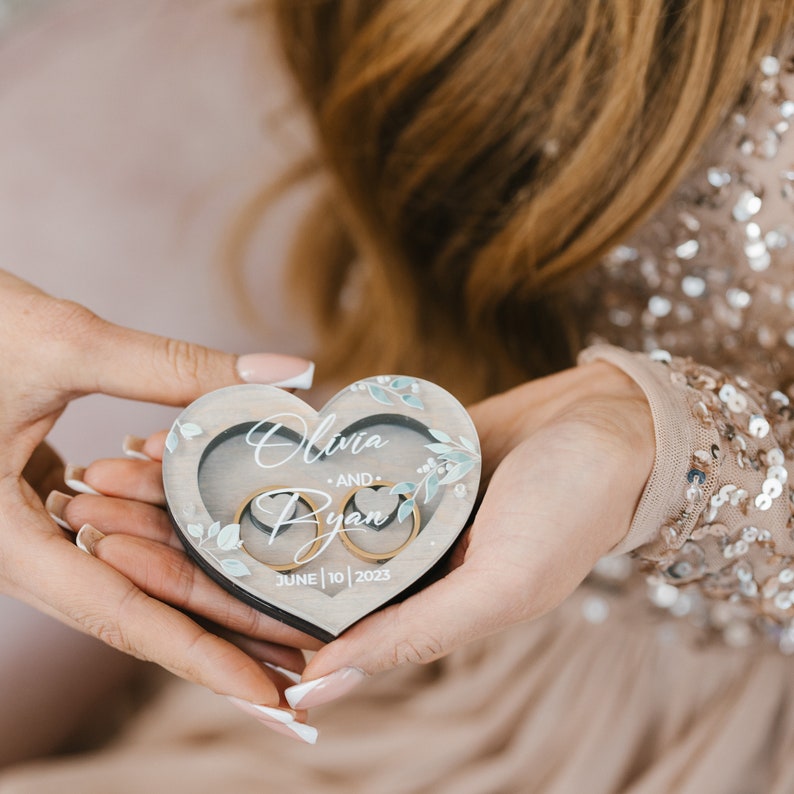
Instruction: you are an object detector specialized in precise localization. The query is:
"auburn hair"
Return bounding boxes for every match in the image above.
[249,1,794,402]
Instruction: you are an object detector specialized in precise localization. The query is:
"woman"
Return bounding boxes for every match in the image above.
[6,1,794,792]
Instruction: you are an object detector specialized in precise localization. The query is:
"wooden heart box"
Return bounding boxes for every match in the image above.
[162,376,481,641]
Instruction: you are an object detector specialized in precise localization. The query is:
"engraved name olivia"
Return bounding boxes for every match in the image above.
[245,412,389,469]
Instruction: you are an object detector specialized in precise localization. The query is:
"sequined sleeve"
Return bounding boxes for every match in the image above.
[579,344,794,644]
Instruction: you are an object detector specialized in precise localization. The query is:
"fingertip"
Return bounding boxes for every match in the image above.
[144,430,168,461]
[80,458,165,505]
[263,662,302,685]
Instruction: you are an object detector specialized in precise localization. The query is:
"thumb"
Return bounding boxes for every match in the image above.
[284,566,506,710]
[62,313,314,405]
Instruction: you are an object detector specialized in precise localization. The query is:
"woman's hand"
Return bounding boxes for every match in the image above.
[281,361,654,707]
[0,270,318,715]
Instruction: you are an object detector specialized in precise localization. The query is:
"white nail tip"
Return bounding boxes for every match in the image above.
[48,512,72,531]
[263,662,302,684]
[284,679,319,708]
[226,697,317,743]
[122,436,152,460]
[286,721,319,744]
[64,477,101,496]
[271,362,315,391]
[285,667,366,709]
[249,704,296,724]
[64,464,103,495]
[75,525,104,555]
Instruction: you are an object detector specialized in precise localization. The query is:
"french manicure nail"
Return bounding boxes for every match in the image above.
[226,697,296,724]
[236,354,315,390]
[76,524,105,555]
[226,697,318,744]
[263,662,302,684]
[285,667,366,710]
[254,719,319,744]
[64,464,101,495]
[282,721,319,744]
[269,361,315,390]
[45,490,74,530]
[122,435,152,461]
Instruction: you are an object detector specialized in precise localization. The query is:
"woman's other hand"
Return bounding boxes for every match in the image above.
[281,361,654,708]
[0,270,317,712]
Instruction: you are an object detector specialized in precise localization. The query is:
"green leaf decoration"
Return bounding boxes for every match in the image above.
[439,460,475,484]
[165,430,179,453]
[390,376,415,389]
[220,559,251,577]
[187,523,204,539]
[208,521,221,538]
[401,393,424,410]
[428,428,452,443]
[460,435,477,452]
[367,384,393,405]
[390,481,416,495]
[424,472,439,504]
[439,451,473,464]
[425,442,452,454]
[397,498,415,524]
[179,422,203,439]
[217,523,241,551]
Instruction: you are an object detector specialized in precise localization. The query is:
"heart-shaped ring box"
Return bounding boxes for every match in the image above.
[162,376,481,641]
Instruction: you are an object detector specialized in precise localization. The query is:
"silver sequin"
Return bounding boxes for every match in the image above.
[755,493,774,511]
[748,414,770,438]
[763,478,783,498]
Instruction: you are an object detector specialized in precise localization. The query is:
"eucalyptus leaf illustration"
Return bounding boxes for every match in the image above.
[426,442,452,455]
[397,498,415,524]
[440,451,473,464]
[460,435,477,452]
[400,393,424,410]
[179,422,203,439]
[220,559,251,577]
[186,523,204,539]
[366,383,393,405]
[390,376,415,389]
[165,430,179,453]
[390,481,416,495]
[216,523,241,551]
[208,521,221,538]
[439,460,475,484]
[424,472,439,503]
[428,428,452,443]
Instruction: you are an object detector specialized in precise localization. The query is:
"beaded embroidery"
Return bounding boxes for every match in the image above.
[580,55,794,651]
[643,354,794,649]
